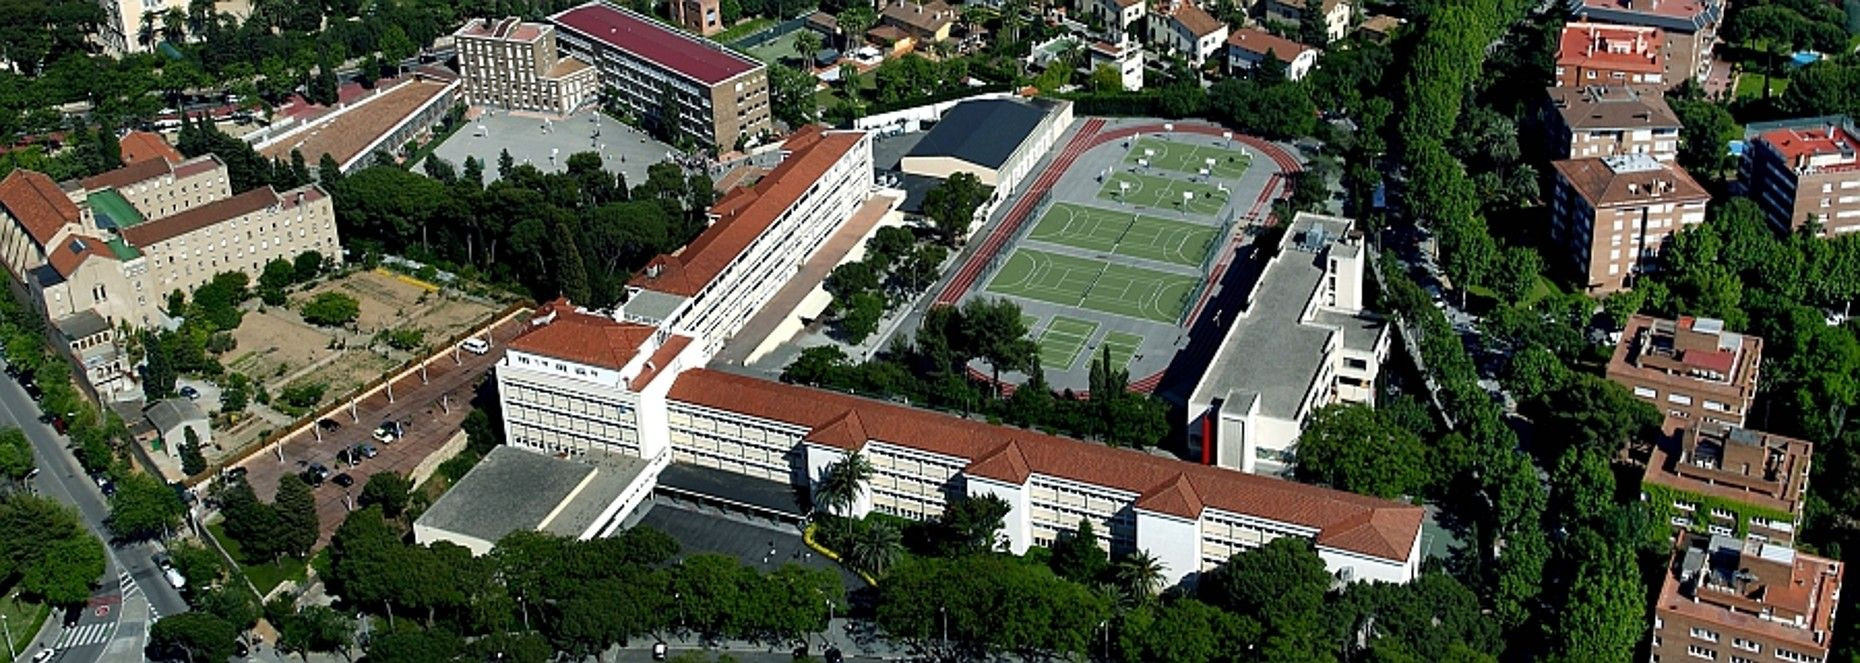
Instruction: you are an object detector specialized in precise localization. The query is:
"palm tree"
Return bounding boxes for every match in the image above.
[138,11,159,50]
[848,520,903,577]
[814,452,872,536]
[794,30,823,66]
[1114,551,1165,604]
[162,7,187,44]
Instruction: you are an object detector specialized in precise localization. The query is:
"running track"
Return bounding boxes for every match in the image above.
[941,120,1302,396]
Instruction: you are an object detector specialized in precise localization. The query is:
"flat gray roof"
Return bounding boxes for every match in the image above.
[906,98,1049,169]
[541,451,651,538]
[623,289,688,325]
[54,310,110,340]
[416,446,598,545]
[657,462,805,516]
[1313,309,1384,353]
[1194,213,1361,420]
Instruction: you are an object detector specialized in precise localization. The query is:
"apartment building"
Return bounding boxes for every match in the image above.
[1555,22,1664,88]
[1569,0,1722,88]
[1147,1,1229,67]
[1741,116,1860,237]
[77,154,230,222]
[1088,40,1145,91]
[95,0,170,54]
[879,0,957,43]
[1187,213,1391,475]
[1607,314,1762,430]
[1650,532,1842,663]
[1548,153,1708,293]
[1226,27,1318,81]
[1644,421,1812,546]
[1087,0,1146,41]
[1544,85,1681,161]
[621,126,872,357]
[1260,0,1352,43]
[671,0,723,36]
[455,18,599,116]
[551,2,771,149]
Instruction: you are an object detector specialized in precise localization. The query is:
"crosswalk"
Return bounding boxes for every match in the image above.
[54,622,111,649]
[117,571,137,598]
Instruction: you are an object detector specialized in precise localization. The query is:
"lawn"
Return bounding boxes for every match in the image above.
[1735,72,1789,100]
[0,592,49,658]
[714,17,778,45]
[207,521,308,596]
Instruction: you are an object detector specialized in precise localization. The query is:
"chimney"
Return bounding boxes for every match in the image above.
[1627,182,1638,195]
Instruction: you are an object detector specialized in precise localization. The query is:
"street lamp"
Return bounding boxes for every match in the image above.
[2,612,15,662]
[939,605,948,656]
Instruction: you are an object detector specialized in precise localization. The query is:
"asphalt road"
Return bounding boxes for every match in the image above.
[0,363,188,662]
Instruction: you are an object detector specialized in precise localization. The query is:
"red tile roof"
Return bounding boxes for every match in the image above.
[119,131,183,165]
[551,3,761,85]
[668,369,1426,561]
[507,299,656,370]
[1227,27,1312,61]
[0,170,81,246]
[1557,22,1664,75]
[630,126,865,297]
[80,156,173,192]
[1164,2,1226,38]
[628,333,693,390]
[1758,124,1860,167]
[124,186,269,247]
[46,234,115,277]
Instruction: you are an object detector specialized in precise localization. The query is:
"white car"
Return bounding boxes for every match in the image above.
[460,337,490,355]
[163,567,186,590]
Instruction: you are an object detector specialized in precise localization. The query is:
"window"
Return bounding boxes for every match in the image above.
[1733,639,1760,653]
[1668,393,1694,406]
[1691,627,1719,643]
[1687,645,1716,660]
[1634,386,1658,398]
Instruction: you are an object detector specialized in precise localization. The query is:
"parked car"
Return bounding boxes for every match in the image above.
[301,463,329,486]
[154,553,172,572]
[371,426,396,444]
[23,383,42,401]
[223,466,247,482]
[316,418,341,431]
[332,473,354,488]
[92,474,115,496]
[61,605,80,628]
[30,648,54,662]
[460,337,490,355]
[355,443,378,459]
[233,640,249,658]
[163,567,185,590]
[179,385,199,400]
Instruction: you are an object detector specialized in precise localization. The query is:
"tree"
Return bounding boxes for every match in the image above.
[813,452,871,526]
[837,292,886,344]
[1292,403,1430,498]
[150,612,239,663]
[317,153,343,184]
[364,627,463,663]
[274,475,319,559]
[960,297,1035,395]
[292,250,324,282]
[1117,599,1261,663]
[359,471,413,519]
[836,6,877,50]
[108,472,186,540]
[179,426,206,475]
[0,428,31,485]
[1049,520,1108,584]
[277,604,355,661]
[1199,537,1328,654]
[932,494,1008,556]
[793,30,822,62]
[1091,64,1124,92]
[1489,246,1544,305]
[219,479,280,562]
[300,292,360,327]
[922,172,988,246]
[1114,551,1165,603]
[848,520,903,577]
[0,496,105,605]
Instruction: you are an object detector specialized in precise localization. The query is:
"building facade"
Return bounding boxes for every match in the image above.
[671,0,723,36]
[455,18,599,116]
[1555,22,1664,88]
[1643,421,1811,546]
[1569,0,1722,89]
[95,0,170,54]
[1088,40,1145,91]
[879,0,956,43]
[1226,28,1318,81]
[1088,0,1146,41]
[1549,153,1708,293]
[551,2,771,149]
[1650,533,1842,663]
[1607,314,1762,430]
[1147,2,1229,67]
[1261,0,1352,43]
[1741,117,1860,237]
[1544,85,1681,162]
[1187,213,1391,475]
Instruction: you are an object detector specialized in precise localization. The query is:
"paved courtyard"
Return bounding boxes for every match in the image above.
[634,499,866,593]
[425,108,682,188]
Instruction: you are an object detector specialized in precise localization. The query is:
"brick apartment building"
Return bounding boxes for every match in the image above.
[1741,116,1860,237]
[1607,314,1762,430]
[1549,153,1708,292]
[1555,21,1665,88]
[455,17,599,116]
[1644,421,1812,546]
[1570,0,1723,89]
[1544,85,1681,161]
[551,2,771,150]
[1650,532,1842,663]
[671,0,723,36]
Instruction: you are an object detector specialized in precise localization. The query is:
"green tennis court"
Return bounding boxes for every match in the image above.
[1027,203,1220,267]
[1095,331,1143,371]
[1037,316,1099,371]
[1100,172,1229,216]
[985,248,1198,323]
[1125,136,1251,178]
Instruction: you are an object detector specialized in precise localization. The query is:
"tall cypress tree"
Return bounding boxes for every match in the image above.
[553,220,592,304]
[274,475,320,560]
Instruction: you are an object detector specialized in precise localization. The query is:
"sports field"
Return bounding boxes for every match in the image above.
[1100,172,1229,216]
[1125,136,1250,178]
[1095,331,1143,371]
[985,248,1197,323]
[1027,203,1220,268]
[1036,316,1100,370]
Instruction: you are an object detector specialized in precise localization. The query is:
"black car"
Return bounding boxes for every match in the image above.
[179,385,199,400]
[300,463,329,486]
[23,383,42,401]
[332,473,354,488]
[61,605,81,628]
[317,418,341,431]
[233,640,249,658]
[223,466,247,481]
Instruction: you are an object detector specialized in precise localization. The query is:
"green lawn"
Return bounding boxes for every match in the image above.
[1028,203,1220,267]
[207,521,308,596]
[1126,136,1251,179]
[986,248,1198,323]
[1099,172,1229,216]
[1735,72,1788,100]
[0,592,49,658]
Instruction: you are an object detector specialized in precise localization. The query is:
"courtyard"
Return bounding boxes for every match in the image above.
[423,107,682,188]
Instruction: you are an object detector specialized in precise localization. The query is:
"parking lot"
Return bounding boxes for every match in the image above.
[232,313,528,548]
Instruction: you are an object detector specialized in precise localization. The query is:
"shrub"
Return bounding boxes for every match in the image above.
[301,293,360,327]
[277,382,327,409]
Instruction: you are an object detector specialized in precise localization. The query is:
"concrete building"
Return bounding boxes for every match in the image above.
[1548,153,1708,293]
[255,74,462,175]
[1607,314,1762,430]
[1260,0,1352,43]
[1544,85,1681,162]
[1650,532,1842,663]
[95,0,170,54]
[879,0,956,43]
[1569,0,1722,88]
[1089,0,1146,41]
[1644,421,1812,546]
[414,445,656,555]
[900,98,1071,191]
[1147,1,1229,67]
[671,0,723,36]
[454,18,598,116]
[622,126,873,357]
[551,2,771,150]
[1555,22,1664,88]
[1741,116,1860,237]
[1186,213,1391,475]
[1225,27,1318,81]
[1088,40,1145,91]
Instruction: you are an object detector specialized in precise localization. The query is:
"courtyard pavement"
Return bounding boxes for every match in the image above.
[425,108,681,190]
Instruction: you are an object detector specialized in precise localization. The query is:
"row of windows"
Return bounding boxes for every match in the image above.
[505,381,634,420]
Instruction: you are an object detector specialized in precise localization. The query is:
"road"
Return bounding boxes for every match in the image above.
[0,364,188,662]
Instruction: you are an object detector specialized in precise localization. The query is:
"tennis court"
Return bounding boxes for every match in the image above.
[1125,136,1250,178]
[1027,202,1220,267]
[1100,172,1229,216]
[985,248,1197,323]
[1037,316,1100,371]
[1095,331,1143,372]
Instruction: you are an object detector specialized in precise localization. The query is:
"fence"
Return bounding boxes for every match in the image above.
[726,14,809,49]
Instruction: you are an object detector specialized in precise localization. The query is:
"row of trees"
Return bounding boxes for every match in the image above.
[820,226,948,343]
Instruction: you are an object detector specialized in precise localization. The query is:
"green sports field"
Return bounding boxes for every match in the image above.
[985,248,1197,323]
[1125,136,1250,178]
[1027,202,1220,268]
[1100,172,1229,216]
[1036,316,1100,371]
[1094,331,1144,371]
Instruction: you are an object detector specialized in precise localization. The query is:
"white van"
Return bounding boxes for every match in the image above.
[163,567,186,590]
[460,337,490,355]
